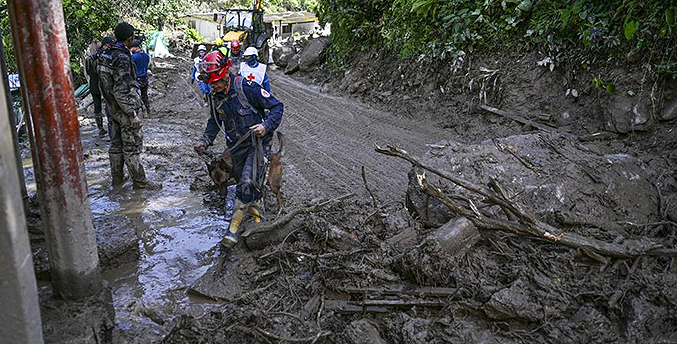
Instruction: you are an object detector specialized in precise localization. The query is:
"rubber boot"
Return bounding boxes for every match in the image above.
[125,154,162,190]
[249,200,262,223]
[95,115,107,136]
[222,200,247,248]
[110,153,125,187]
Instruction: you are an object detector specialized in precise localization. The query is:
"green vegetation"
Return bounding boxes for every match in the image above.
[317,0,677,79]
[0,0,317,77]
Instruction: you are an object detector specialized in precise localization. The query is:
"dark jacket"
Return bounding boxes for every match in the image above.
[85,48,103,95]
[202,75,283,148]
[97,43,144,126]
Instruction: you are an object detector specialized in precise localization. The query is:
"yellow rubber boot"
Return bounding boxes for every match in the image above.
[249,201,262,223]
[222,201,246,248]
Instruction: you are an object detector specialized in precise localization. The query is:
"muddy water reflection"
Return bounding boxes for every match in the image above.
[99,187,225,334]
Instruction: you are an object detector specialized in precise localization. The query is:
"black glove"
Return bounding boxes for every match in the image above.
[191,78,195,85]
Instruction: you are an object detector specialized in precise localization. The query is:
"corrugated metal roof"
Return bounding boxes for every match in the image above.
[264,11,317,24]
[182,11,318,24]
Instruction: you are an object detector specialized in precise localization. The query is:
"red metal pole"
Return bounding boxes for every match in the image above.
[7,0,103,299]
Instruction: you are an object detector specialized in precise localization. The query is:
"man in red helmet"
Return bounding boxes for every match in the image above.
[228,40,243,75]
[194,51,283,248]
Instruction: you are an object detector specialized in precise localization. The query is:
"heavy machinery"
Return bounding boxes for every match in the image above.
[191,0,272,63]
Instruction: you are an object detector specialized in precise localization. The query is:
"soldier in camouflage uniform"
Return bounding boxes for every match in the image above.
[98,22,161,190]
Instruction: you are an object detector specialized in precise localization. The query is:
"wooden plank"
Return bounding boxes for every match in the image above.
[324,300,389,313]
[339,286,458,297]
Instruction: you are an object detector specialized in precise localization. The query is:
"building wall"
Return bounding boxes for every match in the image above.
[188,17,221,41]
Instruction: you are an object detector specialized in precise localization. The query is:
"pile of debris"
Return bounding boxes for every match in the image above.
[161,132,677,344]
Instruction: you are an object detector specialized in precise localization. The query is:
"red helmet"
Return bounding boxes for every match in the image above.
[199,51,231,83]
[230,40,241,54]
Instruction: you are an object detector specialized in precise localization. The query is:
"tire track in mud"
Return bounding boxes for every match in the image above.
[269,69,451,202]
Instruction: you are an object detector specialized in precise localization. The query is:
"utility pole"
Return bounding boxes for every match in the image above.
[7,0,103,299]
[0,51,44,344]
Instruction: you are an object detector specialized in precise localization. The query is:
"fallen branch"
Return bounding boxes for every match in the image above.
[242,193,355,237]
[375,143,677,258]
[237,326,332,343]
[479,105,578,140]
[361,166,379,208]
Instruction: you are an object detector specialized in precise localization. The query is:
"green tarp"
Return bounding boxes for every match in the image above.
[144,31,173,58]
[74,83,89,98]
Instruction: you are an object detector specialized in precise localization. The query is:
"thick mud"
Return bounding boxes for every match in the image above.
[25,52,677,343]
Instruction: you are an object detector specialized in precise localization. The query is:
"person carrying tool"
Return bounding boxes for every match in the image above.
[130,39,151,114]
[239,47,270,92]
[98,22,161,190]
[191,44,211,102]
[85,36,114,136]
[193,51,283,248]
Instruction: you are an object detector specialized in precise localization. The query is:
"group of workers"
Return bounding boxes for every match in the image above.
[86,22,284,249]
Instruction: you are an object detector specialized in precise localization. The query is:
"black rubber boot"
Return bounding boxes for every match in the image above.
[125,154,162,190]
[95,115,107,136]
[110,153,125,187]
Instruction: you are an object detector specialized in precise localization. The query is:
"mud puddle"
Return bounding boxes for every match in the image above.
[23,107,229,341]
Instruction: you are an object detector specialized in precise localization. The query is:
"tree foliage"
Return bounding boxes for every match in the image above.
[317,0,677,78]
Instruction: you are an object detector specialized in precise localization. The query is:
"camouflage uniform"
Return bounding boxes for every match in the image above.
[98,43,158,189]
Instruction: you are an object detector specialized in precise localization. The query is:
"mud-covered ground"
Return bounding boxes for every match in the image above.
[27,51,677,343]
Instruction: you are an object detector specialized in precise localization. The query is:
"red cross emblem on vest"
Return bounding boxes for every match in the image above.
[246,73,256,81]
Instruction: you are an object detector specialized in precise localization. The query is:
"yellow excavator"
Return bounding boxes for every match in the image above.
[191,0,272,63]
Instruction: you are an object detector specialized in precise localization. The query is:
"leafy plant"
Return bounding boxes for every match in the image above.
[186,28,206,42]
[592,75,616,93]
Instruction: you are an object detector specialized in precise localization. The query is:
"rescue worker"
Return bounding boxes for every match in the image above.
[239,47,270,92]
[130,39,151,113]
[191,44,211,102]
[228,40,243,76]
[85,36,114,136]
[193,51,283,248]
[98,22,161,190]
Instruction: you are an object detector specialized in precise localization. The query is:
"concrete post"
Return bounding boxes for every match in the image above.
[7,0,103,299]
[0,55,44,343]
[0,21,29,212]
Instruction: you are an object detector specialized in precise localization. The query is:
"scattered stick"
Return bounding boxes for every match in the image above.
[250,327,332,343]
[374,143,677,258]
[361,166,379,208]
[492,139,543,177]
[258,248,365,260]
[339,285,458,297]
[479,105,578,140]
[349,300,445,307]
[242,193,355,237]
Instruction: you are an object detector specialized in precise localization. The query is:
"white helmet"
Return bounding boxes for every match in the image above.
[243,47,258,57]
[197,44,207,52]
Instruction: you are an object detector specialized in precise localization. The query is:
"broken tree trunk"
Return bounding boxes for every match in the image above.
[374,144,677,258]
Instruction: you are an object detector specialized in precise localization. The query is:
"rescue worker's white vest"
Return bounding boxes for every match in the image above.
[193,56,202,79]
[239,62,267,86]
